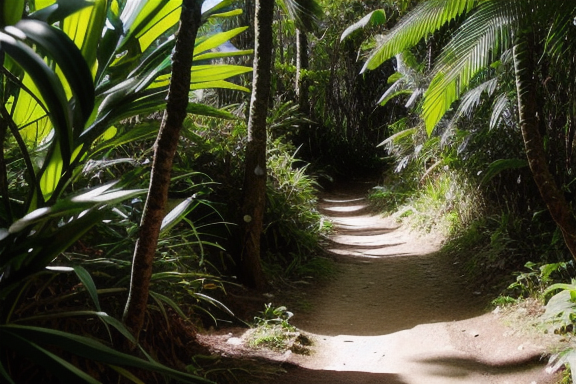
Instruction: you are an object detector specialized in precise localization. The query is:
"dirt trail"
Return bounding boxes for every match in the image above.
[269,180,562,384]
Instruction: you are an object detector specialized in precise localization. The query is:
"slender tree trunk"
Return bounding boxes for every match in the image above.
[240,0,274,290]
[123,0,202,340]
[295,28,309,114]
[513,35,576,260]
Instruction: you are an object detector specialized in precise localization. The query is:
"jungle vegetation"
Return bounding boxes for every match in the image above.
[2,0,576,382]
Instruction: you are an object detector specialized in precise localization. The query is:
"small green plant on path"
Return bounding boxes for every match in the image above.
[250,303,296,350]
[247,303,311,354]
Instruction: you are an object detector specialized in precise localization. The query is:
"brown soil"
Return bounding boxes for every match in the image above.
[201,180,567,384]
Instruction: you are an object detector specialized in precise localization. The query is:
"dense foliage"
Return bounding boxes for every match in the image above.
[352,1,576,379]
[4,0,576,382]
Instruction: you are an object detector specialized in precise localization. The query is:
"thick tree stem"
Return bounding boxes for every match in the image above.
[513,36,576,260]
[123,0,202,341]
[240,0,274,290]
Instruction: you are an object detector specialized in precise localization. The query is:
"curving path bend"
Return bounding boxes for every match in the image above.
[272,181,561,384]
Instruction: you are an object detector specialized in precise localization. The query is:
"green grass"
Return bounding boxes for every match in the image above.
[370,167,483,237]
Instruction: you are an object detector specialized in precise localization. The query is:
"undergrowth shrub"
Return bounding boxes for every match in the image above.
[185,104,329,281]
[444,213,570,293]
[370,130,484,238]
[264,139,325,276]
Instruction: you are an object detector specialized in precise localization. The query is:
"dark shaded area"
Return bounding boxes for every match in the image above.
[263,353,550,384]
[265,365,408,384]
[292,253,487,336]
[414,353,549,379]
[335,228,398,236]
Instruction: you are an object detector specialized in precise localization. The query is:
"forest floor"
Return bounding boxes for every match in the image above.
[199,179,567,384]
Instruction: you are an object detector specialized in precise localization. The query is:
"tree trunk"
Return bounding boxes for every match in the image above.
[513,35,576,260]
[123,0,202,341]
[240,0,274,290]
[295,28,309,114]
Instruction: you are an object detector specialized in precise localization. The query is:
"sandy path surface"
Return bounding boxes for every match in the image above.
[268,181,562,384]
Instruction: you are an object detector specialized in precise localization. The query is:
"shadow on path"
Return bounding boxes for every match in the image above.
[415,353,546,378]
[263,180,557,384]
[267,366,408,384]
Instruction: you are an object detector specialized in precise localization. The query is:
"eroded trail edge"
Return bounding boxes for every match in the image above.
[279,182,560,384]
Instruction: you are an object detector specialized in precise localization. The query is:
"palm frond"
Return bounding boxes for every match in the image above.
[362,0,478,73]
[489,92,511,130]
[544,3,576,62]
[449,77,498,122]
[422,0,520,134]
[377,52,427,107]
[341,9,386,41]
[281,0,323,33]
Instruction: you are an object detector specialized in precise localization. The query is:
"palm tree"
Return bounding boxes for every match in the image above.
[354,0,576,259]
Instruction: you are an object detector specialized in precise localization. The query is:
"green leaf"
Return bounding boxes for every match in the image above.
[191,64,253,83]
[449,78,499,125]
[149,291,188,321]
[90,122,160,154]
[282,0,323,33]
[377,75,414,106]
[9,183,144,233]
[201,0,235,22]
[194,26,248,56]
[38,141,65,202]
[30,0,93,24]
[191,292,234,317]
[208,9,243,19]
[377,127,417,148]
[92,123,159,152]
[189,80,249,92]
[187,103,236,119]
[193,48,253,61]
[545,283,576,297]
[73,266,101,311]
[489,93,510,129]
[93,312,136,343]
[110,365,146,384]
[15,19,95,123]
[341,9,386,41]
[161,196,197,234]
[479,158,527,186]
[549,348,576,380]
[543,288,576,333]
[60,0,108,78]
[1,30,73,165]
[120,0,181,53]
